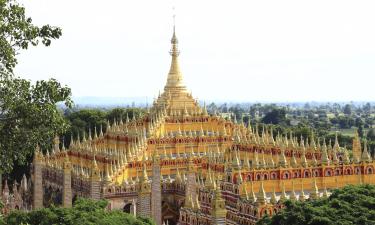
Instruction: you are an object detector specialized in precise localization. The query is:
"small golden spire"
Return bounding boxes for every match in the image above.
[270,186,277,204]
[290,151,298,168]
[141,162,148,182]
[256,179,267,205]
[299,181,305,201]
[361,139,372,163]
[241,184,249,200]
[280,182,287,201]
[290,181,297,200]
[323,183,329,198]
[321,138,330,165]
[278,145,288,168]
[310,177,319,200]
[249,181,256,203]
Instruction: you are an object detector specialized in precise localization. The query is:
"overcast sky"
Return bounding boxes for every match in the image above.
[15,0,375,102]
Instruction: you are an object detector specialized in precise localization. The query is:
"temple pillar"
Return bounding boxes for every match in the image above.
[137,163,151,217]
[185,155,197,200]
[32,146,43,209]
[151,153,162,225]
[131,199,137,216]
[62,154,72,208]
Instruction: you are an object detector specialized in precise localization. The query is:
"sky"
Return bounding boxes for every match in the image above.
[15,0,375,103]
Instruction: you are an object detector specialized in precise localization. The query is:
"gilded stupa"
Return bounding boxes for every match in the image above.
[9,24,373,225]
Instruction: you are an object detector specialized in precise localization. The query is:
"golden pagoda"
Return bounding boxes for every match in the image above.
[27,24,375,225]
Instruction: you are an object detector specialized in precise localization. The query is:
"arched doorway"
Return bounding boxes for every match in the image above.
[123,203,132,214]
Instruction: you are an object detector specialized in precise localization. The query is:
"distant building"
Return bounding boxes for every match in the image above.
[2,25,375,225]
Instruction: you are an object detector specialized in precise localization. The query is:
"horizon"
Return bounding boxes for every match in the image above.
[15,0,375,102]
[70,96,375,107]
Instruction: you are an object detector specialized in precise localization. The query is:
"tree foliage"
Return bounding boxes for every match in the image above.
[0,201,3,225]
[0,0,71,174]
[105,107,144,123]
[0,0,62,73]
[4,198,155,225]
[64,109,107,146]
[0,76,72,174]
[262,108,289,126]
[257,184,375,225]
[63,107,146,146]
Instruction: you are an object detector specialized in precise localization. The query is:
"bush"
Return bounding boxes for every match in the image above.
[257,184,375,225]
[4,198,155,225]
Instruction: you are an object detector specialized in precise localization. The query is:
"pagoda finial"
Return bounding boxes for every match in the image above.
[164,13,185,92]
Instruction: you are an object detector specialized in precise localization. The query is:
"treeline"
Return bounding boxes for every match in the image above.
[62,107,146,147]
[7,107,146,184]
[208,102,375,155]
[256,184,375,225]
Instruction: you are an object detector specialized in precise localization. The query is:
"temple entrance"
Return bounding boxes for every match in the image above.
[123,203,132,214]
[43,186,62,207]
[162,201,179,225]
[164,218,177,225]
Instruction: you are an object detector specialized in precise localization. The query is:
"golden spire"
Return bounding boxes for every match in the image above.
[91,155,101,181]
[301,146,309,168]
[184,194,194,209]
[278,145,288,168]
[321,139,330,166]
[270,187,277,204]
[299,181,305,201]
[343,146,351,164]
[361,139,372,163]
[290,151,298,168]
[241,184,249,200]
[256,179,267,205]
[352,129,361,163]
[253,150,259,169]
[290,181,297,200]
[140,161,149,183]
[211,183,227,218]
[280,182,287,201]
[310,177,319,200]
[164,18,186,93]
[195,195,201,209]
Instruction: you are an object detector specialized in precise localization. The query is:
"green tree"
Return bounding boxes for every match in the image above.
[0,78,72,174]
[367,128,375,141]
[358,124,365,138]
[343,104,352,115]
[106,107,145,123]
[363,102,371,114]
[0,0,61,73]
[262,108,289,125]
[257,184,375,225]
[0,201,3,225]
[4,198,155,225]
[64,109,107,145]
[0,0,71,180]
